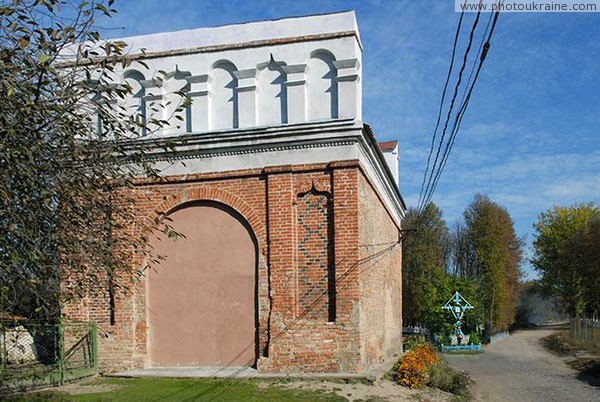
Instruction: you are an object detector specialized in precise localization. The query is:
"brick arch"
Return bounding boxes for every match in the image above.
[142,186,266,254]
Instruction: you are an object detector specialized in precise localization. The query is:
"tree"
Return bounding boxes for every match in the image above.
[402,203,450,332]
[448,219,476,278]
[580,218,600,312]
[532,203,600,316]
[463,194,523,332]
[0,0,185,319]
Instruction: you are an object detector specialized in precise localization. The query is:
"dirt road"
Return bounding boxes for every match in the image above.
[444,329,599,402]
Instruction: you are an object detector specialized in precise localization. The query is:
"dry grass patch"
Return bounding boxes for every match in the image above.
[541,329,600,385]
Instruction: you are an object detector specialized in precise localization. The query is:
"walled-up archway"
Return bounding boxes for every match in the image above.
[147,201,258,367]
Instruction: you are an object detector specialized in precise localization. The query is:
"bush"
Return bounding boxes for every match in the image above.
[468,332,481,345]
[426,364,471,399]
[437,332,452,346]
[396,344,440,388]
[403,335,428,352]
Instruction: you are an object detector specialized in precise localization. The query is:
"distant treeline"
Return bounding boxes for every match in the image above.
[402,194,523,336]
[403,197,600,338]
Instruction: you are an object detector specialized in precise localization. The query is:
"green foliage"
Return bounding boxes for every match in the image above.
[403,196,522,336]
[402,203,450,331]
[448,219,477,278]
[468,332,480,345]
[402,201,494,337]
[425,364,471,400]
[403,335,428,351]
[462,194,523,332]
[437,331,452,346]
[0,0,186,318]
[532,203,600,316]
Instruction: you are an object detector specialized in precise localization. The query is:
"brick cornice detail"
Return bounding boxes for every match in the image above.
[294,178,331,195]
[329,160,360,169]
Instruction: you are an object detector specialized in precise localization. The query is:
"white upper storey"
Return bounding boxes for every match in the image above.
[109,11,362,136]
[80,11,404,221]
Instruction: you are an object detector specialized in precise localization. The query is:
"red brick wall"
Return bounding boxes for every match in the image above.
[357,171,403,369]
[259,163,361,373]
[63,160,401,373]
[296,188,332,320]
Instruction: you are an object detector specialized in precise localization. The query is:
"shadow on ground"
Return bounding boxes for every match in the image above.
[574,360,600,388]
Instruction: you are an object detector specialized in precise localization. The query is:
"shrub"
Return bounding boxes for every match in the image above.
[437,332,452,346]
[403,335,428,352]
[426,364,471,399]
[396,344,440,388]
[469,332,481,345]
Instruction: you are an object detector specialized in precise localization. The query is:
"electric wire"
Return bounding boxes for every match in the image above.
[418,11,482,213]
[422,10,501,209]
[417,11,465,210]
[418,3,502,212]
[459,10,494,108]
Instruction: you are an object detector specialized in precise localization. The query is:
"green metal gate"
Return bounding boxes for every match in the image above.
[0,320,97,393]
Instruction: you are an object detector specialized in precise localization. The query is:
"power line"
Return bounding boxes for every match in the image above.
[418,11,482,213]
[459,10,494,107]
[418,4,502,213]
[417,11,466,209]
[423,10,501,208]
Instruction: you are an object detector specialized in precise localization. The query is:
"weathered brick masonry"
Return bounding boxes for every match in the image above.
[64,160,402,373]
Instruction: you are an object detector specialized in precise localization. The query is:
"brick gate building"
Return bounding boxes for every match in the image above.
[65,11,406,374]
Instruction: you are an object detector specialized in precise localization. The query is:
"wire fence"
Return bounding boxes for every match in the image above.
[0,320,97,393]
[570,312,600,347]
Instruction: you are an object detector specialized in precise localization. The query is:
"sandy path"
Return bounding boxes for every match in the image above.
[280,378,453,402]
[444,329,600,402]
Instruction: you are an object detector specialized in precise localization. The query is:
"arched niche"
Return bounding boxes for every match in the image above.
[257,58,287,126]
[210,60,238,130]
[122,70,147,136]
[162,68,191,134]
[307,50,338,121]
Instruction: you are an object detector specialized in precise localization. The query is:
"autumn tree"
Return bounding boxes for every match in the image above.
[463,194,523,332]
[0,0,185,319]
[448,219,476,278]
[532,203,600,316]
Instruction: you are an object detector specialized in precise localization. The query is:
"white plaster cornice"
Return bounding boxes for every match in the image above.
[357,124,407,225]
[122,118,405,224]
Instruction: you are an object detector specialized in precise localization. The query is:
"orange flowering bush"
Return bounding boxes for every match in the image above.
[396,344,440,388]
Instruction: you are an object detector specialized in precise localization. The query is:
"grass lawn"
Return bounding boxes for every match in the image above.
[2,377,347,402]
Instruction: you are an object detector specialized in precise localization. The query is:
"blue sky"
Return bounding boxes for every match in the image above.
[100,1,600,278]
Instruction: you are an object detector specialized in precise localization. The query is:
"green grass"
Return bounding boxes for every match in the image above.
[1,377,347,402]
